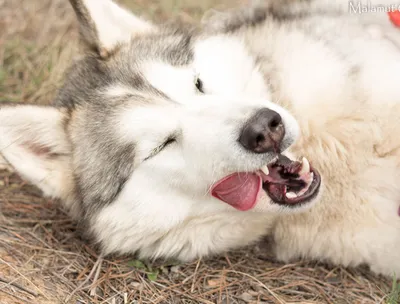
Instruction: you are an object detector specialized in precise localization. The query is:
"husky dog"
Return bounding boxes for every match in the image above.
[0,0,399,278]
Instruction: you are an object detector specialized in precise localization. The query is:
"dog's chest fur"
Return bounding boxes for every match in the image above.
[233,2,400,274]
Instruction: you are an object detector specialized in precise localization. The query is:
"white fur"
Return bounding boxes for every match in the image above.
[88,0,400,276]
[239,1,400,277]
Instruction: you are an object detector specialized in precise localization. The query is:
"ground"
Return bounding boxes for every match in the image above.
[0,0,399,303]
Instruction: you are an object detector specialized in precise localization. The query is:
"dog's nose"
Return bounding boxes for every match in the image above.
[239,108,285,153]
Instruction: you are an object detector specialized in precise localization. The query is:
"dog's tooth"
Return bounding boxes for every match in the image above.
[286,192,297,199]
[260,165,269,175]
[308,173,314,185]
[299,157,310,175]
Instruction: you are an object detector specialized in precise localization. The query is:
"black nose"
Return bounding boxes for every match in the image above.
[238,108,285,153]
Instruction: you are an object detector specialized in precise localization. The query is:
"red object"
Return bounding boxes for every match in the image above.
[388,10,400,27]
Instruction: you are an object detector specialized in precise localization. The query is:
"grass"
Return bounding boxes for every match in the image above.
[387,276,400,304]
[0,0,398,303]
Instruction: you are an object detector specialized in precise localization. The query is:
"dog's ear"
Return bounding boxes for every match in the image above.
[69,0,155,58]
[0,105,73,200]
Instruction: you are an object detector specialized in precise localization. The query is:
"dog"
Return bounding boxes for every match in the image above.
[0,0,399,278]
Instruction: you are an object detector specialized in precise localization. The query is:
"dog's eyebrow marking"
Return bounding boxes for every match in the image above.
[104,85,138,97]
[141,60,196,104]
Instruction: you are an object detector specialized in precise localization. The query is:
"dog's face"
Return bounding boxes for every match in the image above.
[0,0,321,259]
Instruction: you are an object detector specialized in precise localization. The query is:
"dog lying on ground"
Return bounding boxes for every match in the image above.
[0,0,399,278]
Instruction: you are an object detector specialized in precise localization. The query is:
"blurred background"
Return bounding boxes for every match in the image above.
[0,0,240,105]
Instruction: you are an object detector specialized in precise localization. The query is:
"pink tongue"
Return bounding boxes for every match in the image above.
[211,173,262,211]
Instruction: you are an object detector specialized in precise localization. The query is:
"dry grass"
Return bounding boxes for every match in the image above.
[0,0,398,303]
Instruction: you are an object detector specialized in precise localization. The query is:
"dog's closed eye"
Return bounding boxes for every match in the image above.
[145,136,177,160]
[195,77,204,94]
[162,137,176,147]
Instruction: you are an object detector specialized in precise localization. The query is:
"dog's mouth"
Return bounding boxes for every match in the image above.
[211,155,321,211]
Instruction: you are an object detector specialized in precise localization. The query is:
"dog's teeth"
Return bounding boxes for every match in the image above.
[260,165,269,175]
[308,172,314,185]
[286,192,297,199]
[299,157,310,175]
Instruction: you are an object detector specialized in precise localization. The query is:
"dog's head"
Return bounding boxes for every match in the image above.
[0,0,321,259]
